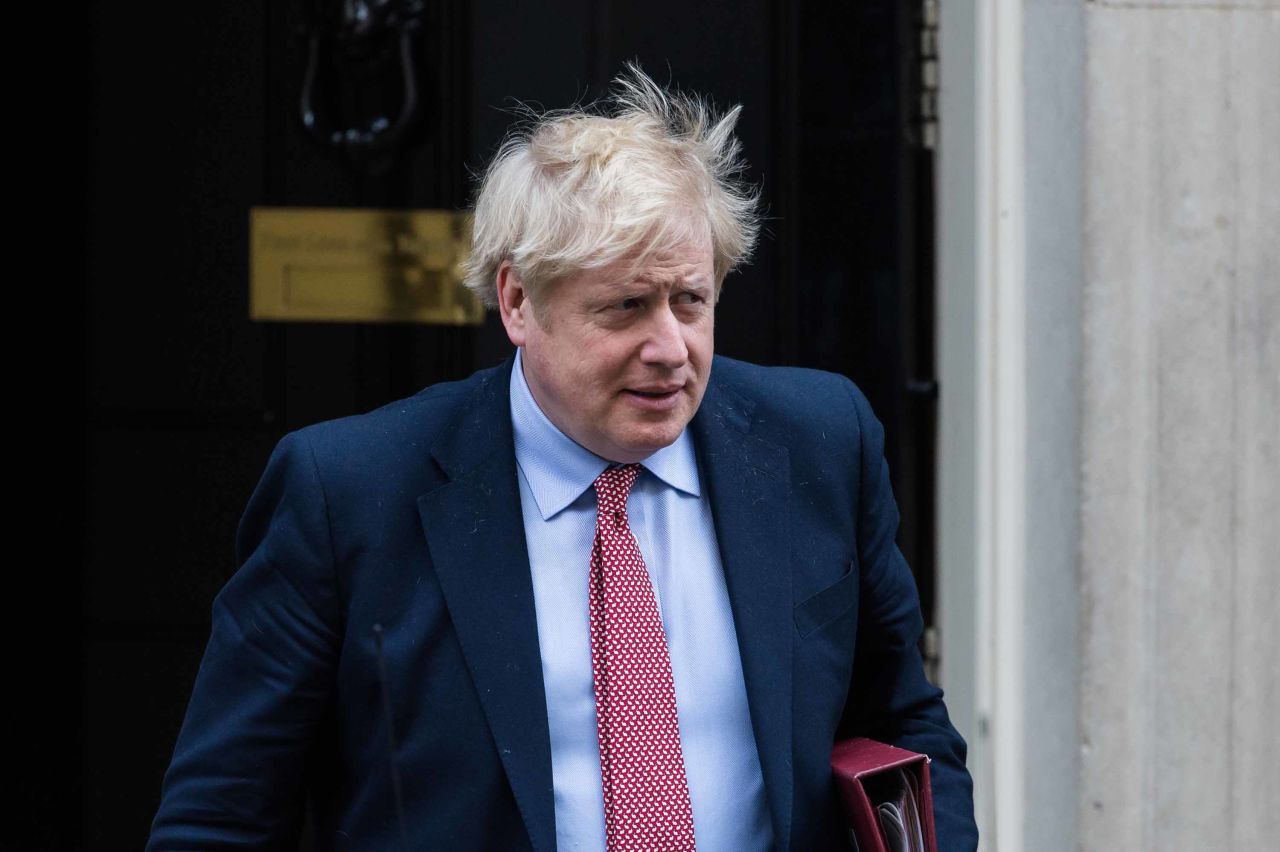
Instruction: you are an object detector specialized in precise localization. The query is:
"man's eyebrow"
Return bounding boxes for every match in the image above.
[594,278,640,295]
[596,272,709,294]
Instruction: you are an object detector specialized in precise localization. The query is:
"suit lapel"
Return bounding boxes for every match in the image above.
[691,363,795,851]
[416,357,556,852]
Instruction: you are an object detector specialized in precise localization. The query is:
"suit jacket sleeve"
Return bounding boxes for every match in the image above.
[148,429,342,850]
[840,379,979,851]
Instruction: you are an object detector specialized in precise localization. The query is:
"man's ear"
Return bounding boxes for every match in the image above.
[495,260,531,347]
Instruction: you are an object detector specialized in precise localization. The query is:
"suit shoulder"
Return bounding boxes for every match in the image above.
[710,355,873,422]
[281,361,505,478]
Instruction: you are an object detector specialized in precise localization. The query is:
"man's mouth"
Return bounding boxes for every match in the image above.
[622,384,685,410]
[626,386,682,398]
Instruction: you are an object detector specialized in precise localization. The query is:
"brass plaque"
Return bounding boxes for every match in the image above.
[250,207,483,325]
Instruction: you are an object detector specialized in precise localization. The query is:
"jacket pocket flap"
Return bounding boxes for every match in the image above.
[794,560,859,638]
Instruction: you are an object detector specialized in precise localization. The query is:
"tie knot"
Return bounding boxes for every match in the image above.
[593,463,643,514]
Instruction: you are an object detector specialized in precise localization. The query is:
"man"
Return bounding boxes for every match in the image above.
[149,66,977,850]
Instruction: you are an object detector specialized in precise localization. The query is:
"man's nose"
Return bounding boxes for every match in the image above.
[640,304,689,368]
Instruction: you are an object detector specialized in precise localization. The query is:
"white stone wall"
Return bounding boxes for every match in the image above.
[1024,0,1085,846]
[1079,1,1280,849]
[939,1,1278,848]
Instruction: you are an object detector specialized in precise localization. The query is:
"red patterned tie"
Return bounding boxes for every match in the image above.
[588,463,697,851]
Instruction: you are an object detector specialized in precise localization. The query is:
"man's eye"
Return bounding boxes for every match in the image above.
[675,291,706,305]
[611,297,642,310]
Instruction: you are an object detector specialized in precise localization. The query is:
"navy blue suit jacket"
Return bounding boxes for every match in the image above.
[148,354,977,851]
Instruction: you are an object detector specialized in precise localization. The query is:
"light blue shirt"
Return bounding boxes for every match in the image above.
[509,348,774,851]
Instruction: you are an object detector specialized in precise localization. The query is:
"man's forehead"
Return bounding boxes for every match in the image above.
[588,244,715,288]
[597,265,714,290]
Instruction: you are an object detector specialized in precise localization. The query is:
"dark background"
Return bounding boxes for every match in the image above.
[74,0,936,846]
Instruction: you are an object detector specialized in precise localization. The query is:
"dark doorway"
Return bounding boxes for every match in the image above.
[82,1,936,846]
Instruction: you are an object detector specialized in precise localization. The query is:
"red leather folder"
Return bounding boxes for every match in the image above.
[831,738,937,852]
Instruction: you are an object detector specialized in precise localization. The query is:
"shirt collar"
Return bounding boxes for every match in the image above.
[509,348,701,521]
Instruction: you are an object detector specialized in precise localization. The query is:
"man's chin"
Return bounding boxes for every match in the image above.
[615,426,685,460]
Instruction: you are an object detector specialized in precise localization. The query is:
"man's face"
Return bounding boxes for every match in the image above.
[498,234,716,463]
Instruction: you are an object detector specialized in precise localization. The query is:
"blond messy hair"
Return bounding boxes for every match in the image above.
[463,62,761,307]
